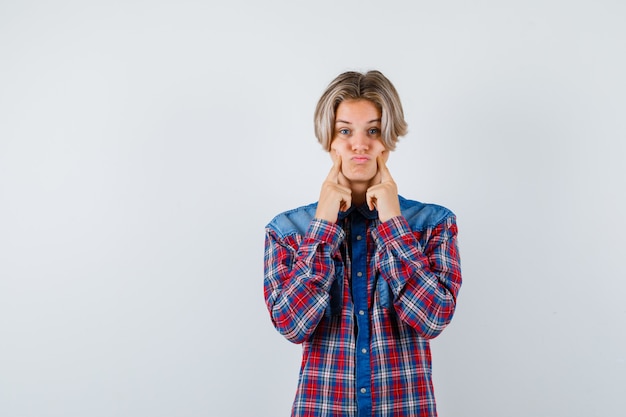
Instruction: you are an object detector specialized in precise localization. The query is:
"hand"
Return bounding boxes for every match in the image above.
[366,155,401,222]
[315,152,352,223]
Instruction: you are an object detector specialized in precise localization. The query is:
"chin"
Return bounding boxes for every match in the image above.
[347,173,376,183]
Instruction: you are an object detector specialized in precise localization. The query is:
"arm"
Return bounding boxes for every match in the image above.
[374,215,462,339]
[263,219,345,344]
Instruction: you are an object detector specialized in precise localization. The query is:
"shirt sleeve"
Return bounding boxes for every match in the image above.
[373,214,462,339]
[263,218,345,344]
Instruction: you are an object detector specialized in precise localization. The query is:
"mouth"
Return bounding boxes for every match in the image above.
[351,156,371,164]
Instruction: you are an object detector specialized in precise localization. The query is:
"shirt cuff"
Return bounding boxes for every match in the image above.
[375,215,412,245]
[306,218,345,249]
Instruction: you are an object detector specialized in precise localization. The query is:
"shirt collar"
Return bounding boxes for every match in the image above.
[337,204,379,221]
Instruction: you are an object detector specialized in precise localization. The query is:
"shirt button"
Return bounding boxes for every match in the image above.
[356,235,362,241]
[360,388,367,394]
[359,310,365,316]
[356,271,363,277]
[361,348,367,354]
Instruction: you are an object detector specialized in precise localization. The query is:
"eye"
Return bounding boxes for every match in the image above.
[368,127,380,135]
[338,128,350,135]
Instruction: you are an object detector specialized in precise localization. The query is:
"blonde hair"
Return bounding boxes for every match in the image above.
[314,70,408,151]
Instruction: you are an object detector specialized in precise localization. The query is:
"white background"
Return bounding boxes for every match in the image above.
[1,1,625,416]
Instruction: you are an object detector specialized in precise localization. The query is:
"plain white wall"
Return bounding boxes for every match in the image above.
[1,1,625,416]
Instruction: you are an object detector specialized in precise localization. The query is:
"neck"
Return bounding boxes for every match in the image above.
[349,183,368,206]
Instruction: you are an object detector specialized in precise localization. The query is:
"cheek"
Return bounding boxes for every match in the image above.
[374,142,388,158]
[330,140,347,154]
[329,142,346,164]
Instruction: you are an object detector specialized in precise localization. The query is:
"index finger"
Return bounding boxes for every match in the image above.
[377,154,392,181]
[326,152,342,183]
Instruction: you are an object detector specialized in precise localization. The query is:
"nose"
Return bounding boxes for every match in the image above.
[351,132,369,151]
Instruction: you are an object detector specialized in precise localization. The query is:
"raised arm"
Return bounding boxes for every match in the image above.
[374,215,462,339]
[263,219,344,344]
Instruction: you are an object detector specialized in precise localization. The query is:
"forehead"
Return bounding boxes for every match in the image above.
[335,99,381,122]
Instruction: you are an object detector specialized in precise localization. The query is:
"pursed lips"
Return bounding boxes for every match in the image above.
[351,155,370,164]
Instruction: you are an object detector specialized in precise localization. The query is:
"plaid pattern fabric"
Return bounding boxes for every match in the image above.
[264,197,462,417]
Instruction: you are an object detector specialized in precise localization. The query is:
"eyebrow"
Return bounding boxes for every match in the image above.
[335,118,381,124]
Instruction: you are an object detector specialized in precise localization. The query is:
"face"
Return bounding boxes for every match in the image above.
[330,99,388,186]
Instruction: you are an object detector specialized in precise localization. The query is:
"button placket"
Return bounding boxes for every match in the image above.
[350,213,372,415]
